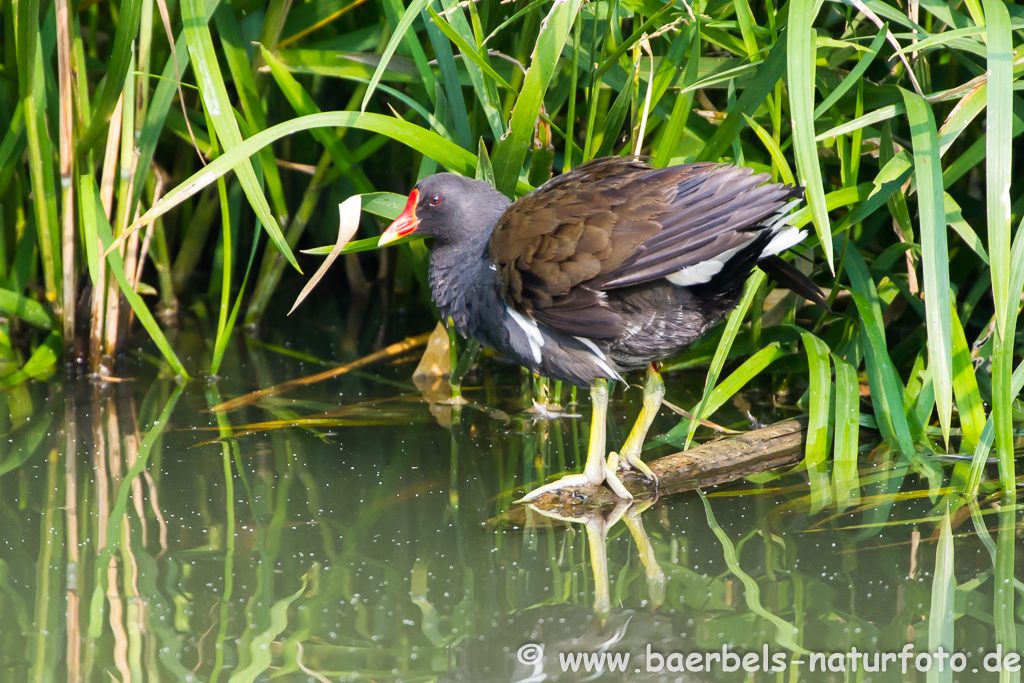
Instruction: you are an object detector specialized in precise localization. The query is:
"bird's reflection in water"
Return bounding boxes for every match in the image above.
[440,604,701,683]
[523,497,667,619]
[440,499,679,682]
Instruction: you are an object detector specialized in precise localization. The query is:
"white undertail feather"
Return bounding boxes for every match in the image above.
[760,225,807,258]
[665,240,752,286]
[767,199,803,227]
[665,196,806,287]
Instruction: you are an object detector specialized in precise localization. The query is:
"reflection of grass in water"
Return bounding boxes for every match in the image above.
[698,489,805,655]
[0,368,1022,680]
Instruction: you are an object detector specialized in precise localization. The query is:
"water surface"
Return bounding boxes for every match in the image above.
[0,314,1019,682]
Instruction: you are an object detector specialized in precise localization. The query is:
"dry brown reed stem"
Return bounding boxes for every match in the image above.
[104,148,139,362]
[209,332,432,412]
[63,393,80,683]
[57,0,75,347]
[91,97,124,373]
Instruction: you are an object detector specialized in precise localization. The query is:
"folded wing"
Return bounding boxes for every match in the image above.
[488,157,807,339]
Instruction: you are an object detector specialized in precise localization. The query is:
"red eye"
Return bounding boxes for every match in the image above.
[428,195,442,207]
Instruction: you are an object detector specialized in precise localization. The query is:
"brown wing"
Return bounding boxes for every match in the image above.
[488,157,800,338]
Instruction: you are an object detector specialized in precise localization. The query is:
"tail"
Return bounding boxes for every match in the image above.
[758,255,831,311]
[755,194,831,311]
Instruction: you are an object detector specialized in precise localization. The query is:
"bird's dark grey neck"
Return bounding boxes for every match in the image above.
[428,231,502,338]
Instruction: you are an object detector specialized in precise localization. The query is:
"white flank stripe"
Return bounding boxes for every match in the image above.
[760,225,807,258]
[573,335,621,379]
[508,307,544,365]
[594,357,623,381]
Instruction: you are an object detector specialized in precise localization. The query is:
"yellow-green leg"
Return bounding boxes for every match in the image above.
[607,366,663,487]
[524,498,630,621]
[517,378,630,502]
[622,498,667,609]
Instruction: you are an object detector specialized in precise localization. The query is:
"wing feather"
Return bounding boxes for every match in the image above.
[488,157,804,339]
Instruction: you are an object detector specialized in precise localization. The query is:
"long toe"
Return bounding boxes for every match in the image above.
[604,456,634,501]
[624,453,658,488]
[515,472,605,504]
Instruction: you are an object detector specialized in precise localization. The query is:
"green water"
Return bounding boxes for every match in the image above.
[0,318,1021,682]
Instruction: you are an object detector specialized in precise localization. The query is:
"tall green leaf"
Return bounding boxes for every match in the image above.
[786,0,833,270]
[491,0,583,196]
[900,89,952,447]
[180,0,301,272]
[981,0,1016,490]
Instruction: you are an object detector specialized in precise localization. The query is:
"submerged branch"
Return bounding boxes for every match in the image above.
[209,332,431,413]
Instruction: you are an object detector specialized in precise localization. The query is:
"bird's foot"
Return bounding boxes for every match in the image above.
[515,459,632,504]
[608,450,659,490]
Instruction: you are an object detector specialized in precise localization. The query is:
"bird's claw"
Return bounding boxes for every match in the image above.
[516,452,660,503]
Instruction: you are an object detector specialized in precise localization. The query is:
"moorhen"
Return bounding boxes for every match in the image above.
[379,157,825,501]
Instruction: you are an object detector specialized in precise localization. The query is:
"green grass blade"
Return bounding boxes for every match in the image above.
[696,39,785,163]
[938,83,987,157]
[680,270,766,449]
[592,1,675,82]
[594,64,636,158]
[801,330,832,512]
[435,0,504,140]
[927,509,954,683]
[130,111,519,234]
[214,6,289,222]
[80,175,189,378]
[787,0,833,270]
[654,23,699,168]
[491,0,583,196]
[180,0,300,272]
[22,41,60,311]
[742,113,795,185]
[129,1,215,215]
[817,103,905,142]
[362,0,431,112]
[800,331,831,469]
[831,353,860,510]
[0,332,60,390]
[944,193,989,264]
[707,343,783,409]
[0,289,55,329]
[949,304,985,453]
[965,362,1024,494]
[211,178,236,375]
[258,46,375,191]
[425,6,516,93]
[0,103,25,201]
[981,0,1015,490]
[844,249,916,455]
[475,138,495,185]
[424,3,471,149]
[77,0,145,152]
[383,0,437,102]
[900,89,952,447]
[212,207,262,374]
[813,28,886,120]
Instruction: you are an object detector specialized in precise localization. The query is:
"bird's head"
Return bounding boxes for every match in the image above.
[379,173,511,247]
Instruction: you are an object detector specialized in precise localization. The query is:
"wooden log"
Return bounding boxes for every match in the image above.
[506,417,807,520]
